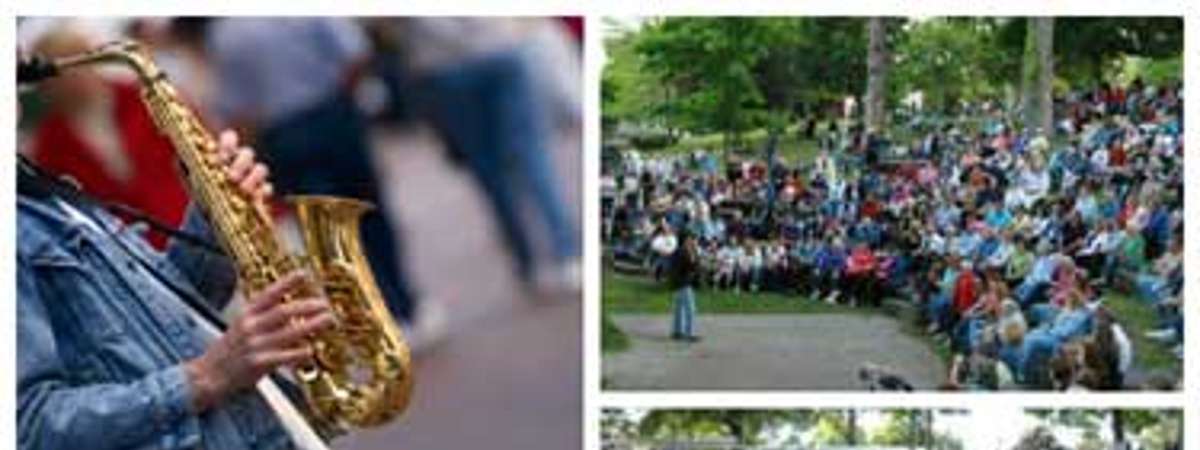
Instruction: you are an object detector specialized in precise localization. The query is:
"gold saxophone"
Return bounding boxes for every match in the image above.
[49,41,412,430]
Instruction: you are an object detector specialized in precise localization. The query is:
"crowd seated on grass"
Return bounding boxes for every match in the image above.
[601,79,1183,391]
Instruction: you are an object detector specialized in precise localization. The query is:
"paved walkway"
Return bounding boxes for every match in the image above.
[603,314,946,390]
[330,124,581,450]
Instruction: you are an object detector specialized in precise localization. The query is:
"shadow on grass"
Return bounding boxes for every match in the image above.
[1102,292,1180,375]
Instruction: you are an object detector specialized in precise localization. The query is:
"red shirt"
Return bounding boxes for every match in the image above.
[30,80,189,249]
[953,271,978,314]
[1109,145,1127,167]
[861,199,882,220]
[1117,203,1137,228]
[846,247,877,276]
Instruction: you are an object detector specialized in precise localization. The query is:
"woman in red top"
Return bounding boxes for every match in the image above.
[845,243,879,307]
[953,263,979,316]
[860,194,883,220]
[27,27,189,249]
[1108,138,1127,167]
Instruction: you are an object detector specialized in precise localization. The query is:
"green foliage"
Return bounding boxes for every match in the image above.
[1025,409,1183,450]
[808,410,859,446]
[1056,17,1183,83]
[867,410,922,446]
[1077,430,1108,450]
[864,409,966,449]
[995,16,1184,85]
[637,410,728,442]
[636,18,774,148]
[751,18,870,111]
[601,409,638,442]
[604,16,1181,142]
[892,18,1015,112]
[602,20,669,131]
[1136,413,1184,450]
[635,410,807,444]
[605,17,871,149]
[1118,55,1183,87]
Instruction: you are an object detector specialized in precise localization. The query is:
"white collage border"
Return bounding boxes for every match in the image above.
[1,1,1195,449]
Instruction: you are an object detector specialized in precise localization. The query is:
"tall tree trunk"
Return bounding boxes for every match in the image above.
[1175,411,1184,450]
[925,410,934,449]
[1022,17,1055,137]
[726,417,747,444]
[1111,410,1126,449]
[846,409,859,445]
[907,410,919,450]
[865,17,890,132]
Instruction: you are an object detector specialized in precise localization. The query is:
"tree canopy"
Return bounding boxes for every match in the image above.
[1026,409,1183,450]
[603,408,1179,449]
[603,16,1182,150]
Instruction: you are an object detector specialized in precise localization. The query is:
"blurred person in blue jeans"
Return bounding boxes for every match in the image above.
[1140,234,1184,359]
[1019,292,1093,389]
[205,18,425,328]
[392,18,581,294]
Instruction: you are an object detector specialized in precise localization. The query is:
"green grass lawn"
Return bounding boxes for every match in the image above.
[601,269,1179,375]
[601,269,942,367]
[654,125,822,166]
[1101,292,1180,374]
[601,312,631,354]
[603,270,854,315]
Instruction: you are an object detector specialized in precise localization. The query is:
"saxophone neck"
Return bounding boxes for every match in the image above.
[51,41,164,85]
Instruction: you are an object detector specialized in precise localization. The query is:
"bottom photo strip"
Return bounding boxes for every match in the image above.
[602,408,1182,450]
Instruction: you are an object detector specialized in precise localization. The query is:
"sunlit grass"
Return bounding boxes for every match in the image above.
[601,269,1179,374]
[1102,291,1180,373]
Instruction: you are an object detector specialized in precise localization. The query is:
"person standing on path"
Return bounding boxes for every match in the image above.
[669,231,701,342]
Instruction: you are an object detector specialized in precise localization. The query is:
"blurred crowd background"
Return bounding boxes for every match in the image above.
[17,16,582,450]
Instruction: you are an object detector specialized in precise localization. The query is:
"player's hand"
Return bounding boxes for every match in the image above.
[185,271,333,412]
[215,130,274,217]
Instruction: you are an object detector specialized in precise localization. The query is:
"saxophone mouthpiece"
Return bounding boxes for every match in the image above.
[17,56,60,84]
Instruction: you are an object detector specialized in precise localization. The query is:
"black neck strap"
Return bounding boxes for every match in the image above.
[18,156,224,255]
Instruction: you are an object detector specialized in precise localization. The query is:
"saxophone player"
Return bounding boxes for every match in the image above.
[18,117,335,450]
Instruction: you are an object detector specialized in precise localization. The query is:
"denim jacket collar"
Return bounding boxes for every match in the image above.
[18,195,215,321]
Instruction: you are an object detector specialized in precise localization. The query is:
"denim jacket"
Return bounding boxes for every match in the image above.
[17,193,292,450]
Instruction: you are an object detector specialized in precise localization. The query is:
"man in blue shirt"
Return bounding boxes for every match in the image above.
[19,130,333,450]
